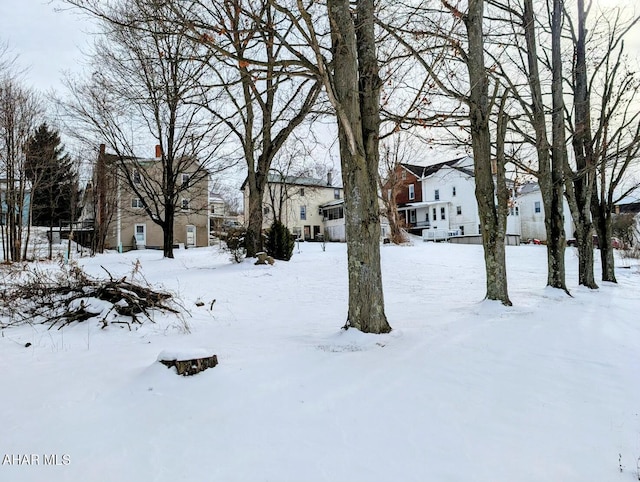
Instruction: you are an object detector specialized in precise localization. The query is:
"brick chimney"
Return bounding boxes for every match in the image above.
[155,144,162,158]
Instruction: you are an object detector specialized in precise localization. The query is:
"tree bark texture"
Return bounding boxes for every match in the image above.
[327,0,391,333]
[523,0,568,292]
[569,0,598,289]
[464,0,511,305]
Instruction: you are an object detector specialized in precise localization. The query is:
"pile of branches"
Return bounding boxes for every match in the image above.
[0,262,181,330]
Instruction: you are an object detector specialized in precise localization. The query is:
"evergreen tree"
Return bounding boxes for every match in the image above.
[25,123,78,228]
[265,220,294,261]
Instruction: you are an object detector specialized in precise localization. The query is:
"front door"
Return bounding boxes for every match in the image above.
[304,225,311,240]
[134,224,146,248]
[186,225,196,248]
[313,225,321,240]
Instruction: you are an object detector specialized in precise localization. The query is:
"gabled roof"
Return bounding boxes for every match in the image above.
[241,173,343,190]
[401,156,475,179]
[400,163,427,178]
[518,182,540,196]
[266,173,341,188]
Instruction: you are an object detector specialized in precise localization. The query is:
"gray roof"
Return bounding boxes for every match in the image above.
[266,173,343,189]
[401,156,475,179]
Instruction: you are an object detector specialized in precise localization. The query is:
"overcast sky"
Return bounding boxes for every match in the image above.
[0,0,92,94]
[1,0,639,97]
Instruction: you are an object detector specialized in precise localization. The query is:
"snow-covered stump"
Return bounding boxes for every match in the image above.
[158,349,218,376]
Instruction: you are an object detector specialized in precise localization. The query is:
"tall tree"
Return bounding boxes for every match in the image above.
[565,0,599,289]
[25,123,79,259]
[160,0,323,257]
[0,75,41,262]
[325,0,391,331]
[62,0,229,258]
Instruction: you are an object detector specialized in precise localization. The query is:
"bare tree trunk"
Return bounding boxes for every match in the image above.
[328,0,391,333]
[464,0,511,305]
[245,171,266,258]
[569,0,598,289]
[591,195,616,282]
[523,0,568,292]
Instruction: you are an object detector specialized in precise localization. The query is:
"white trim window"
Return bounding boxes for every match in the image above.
[408,184,415,200]
[131,198,144,209]
[182,173,190,188]
[434,189,440,201]
[181,198,190,210]
[300,205,307,220]
[534,201,541,213]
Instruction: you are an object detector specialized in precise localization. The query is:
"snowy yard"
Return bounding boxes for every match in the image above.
[1,241,639,482]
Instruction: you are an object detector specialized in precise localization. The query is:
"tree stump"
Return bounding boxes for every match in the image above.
[158,350,218,376]
[254,252,275,265]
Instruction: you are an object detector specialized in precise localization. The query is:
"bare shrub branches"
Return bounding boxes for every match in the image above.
[0,261,181,330]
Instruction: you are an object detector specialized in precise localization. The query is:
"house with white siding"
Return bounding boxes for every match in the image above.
[394,157,521,243]
[517,182,573,242]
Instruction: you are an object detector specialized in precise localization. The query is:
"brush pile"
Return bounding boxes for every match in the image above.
[0,261,180,330]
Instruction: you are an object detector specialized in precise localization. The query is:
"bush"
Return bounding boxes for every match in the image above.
[265,220,295,261]
[222,227,247,263]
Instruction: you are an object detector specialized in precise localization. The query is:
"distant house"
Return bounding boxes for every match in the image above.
[0,179,30,227]
[387,157,523,243]
[242,172,345,241]
[517,182,573,242]
[81,145,210,251]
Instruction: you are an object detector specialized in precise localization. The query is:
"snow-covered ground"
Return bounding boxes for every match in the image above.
[1,241,639,482]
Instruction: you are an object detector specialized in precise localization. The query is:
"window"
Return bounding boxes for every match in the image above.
[131,198,144,209]
[408,184,415,200]
[435,189,440,201]
[440,207,446,220]
[534,201,541,213]
[509,207,514,216]
[456,206,462,215]
[515,206,519,216]
[334,189,341,200]
[387,189,392,201]
[452,186,456,196]
[182,173,190,188]
[432,208,437,221]
[300,205,307,220]
[181,198,190,210]
[263,206,270,215]
[459,226,465,235]
[401,170,407,180]
[300,188,305,196]
[409,209,416,224]
[325,206,344,220]
[133,170,141,184]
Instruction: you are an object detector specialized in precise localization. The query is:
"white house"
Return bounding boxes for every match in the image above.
[396,157,521,242]
[517,182,573,242]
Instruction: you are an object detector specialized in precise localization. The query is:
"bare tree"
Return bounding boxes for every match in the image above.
[146,0,323,257]
[378,134,416,244]
[585,8,640,282]
[61,0,230,258]
[0,73,42,262]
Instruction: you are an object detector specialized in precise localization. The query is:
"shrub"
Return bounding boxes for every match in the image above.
[265,220,295,261]
[222,226,247,263]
